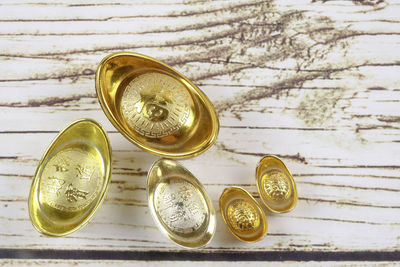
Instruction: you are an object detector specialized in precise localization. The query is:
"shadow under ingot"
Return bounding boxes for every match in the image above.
[256,155,298,213]
[28,119,112,236]
[147,159,216,248]
[96,52,219,159]
[219,187,267,242]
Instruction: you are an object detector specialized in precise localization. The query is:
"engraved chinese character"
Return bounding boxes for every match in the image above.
[162,193,176,209]
[187,202,201,215]
[53,157,70,172]
[169,209,185,223]
[178,185,193,201]
[76,164,95,180]
[46,176,65,196]
[65,183,89,202]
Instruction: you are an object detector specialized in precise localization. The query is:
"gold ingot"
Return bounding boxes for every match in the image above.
[96,52,219,159]
[28,119,112,236]
[256,155,297,213]
[147,159,216,248]
[219,187,267,242]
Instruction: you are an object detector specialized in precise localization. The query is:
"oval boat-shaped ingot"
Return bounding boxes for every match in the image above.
[28,119,112,236]
[219,187,267,242]
[256,155,297,213]
[147,159,216,248]
[96,52,219,159]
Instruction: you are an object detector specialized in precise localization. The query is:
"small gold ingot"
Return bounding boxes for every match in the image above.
[219,187,267,242]
[96,52,219,159]
[147,159,216,248]
[256,155,297,213]
[28,119,112,236]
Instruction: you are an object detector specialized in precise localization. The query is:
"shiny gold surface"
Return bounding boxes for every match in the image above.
[147,159,216,248]
[256,155,298,213]
[219,187,267,242]
[28,119,112,236]
[96,52,219,159]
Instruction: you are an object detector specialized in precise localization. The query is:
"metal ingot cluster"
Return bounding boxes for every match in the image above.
[219,155,298,242]
[96,52,219,159]
[28,119,112,236]
[28,52,220,245]
[147,159,216,248]
[27,51,298,249]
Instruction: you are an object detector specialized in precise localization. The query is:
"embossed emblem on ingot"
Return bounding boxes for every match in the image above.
[155,179,206,234]
[262,169,291,201]
[121,72,191,138]
[227,199,260,234]
[39,147,101,212]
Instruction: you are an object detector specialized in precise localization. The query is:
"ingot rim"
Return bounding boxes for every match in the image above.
[28,118,112,236]
[219,186,268,243]
[95,52,220,159]
[255,155,298,213]
[147,158,216,249]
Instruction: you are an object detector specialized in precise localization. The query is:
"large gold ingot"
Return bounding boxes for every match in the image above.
[96,52,219,159]
[28,119,112,236]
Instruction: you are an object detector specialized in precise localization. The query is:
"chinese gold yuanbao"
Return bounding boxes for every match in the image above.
[147,159,216,248]
[256,155,298,213]
[95,52,219,159]
[219,187,267,242]
[28,119,112,236]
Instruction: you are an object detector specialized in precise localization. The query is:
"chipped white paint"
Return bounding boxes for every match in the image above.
[0,0,399,264]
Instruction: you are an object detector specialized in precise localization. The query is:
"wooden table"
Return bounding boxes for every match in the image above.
[1,0,399,265]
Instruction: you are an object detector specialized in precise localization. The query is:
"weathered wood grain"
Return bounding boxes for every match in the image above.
[0,0,399,263]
